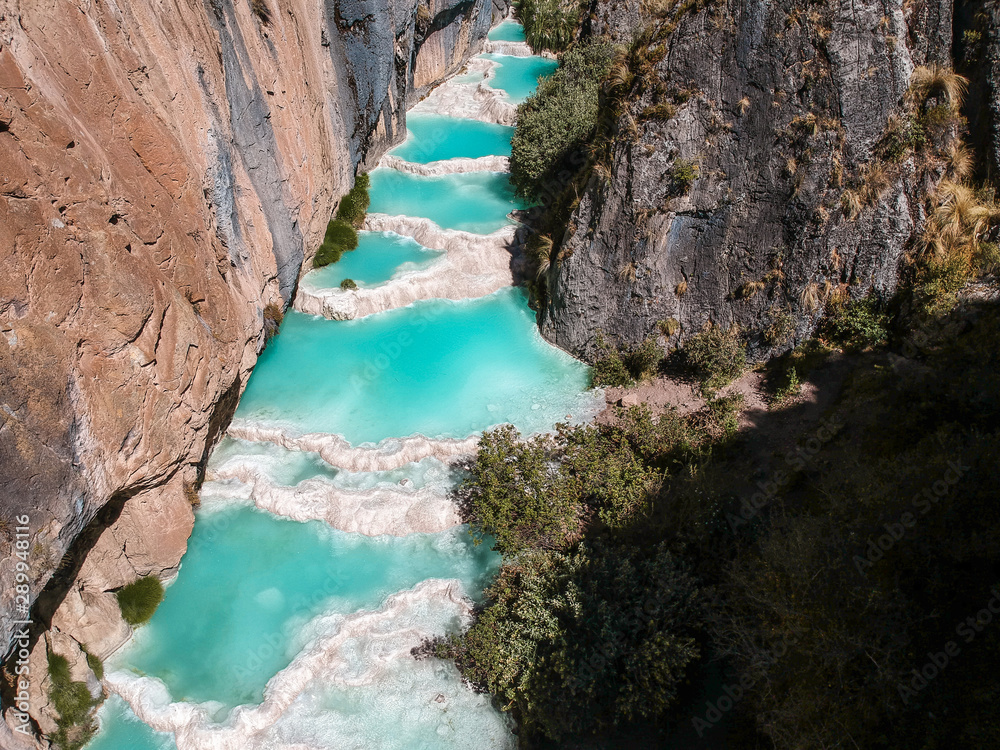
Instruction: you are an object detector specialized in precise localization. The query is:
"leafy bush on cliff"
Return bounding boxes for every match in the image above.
[335,172,370,228]
[48,651,100,750]
[682,322,746,393]
[821,296,889,351]
[590,334,664,387]
[510,41,615,200]
[514,0,586,53]
[455,543,703,739]
[313,219,359,268]
[115,576,164,626]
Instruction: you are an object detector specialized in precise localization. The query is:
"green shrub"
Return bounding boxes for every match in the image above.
[682,322,746,393]
[510,41,615,200]
[623,337,663,381]
[763,306,796,346]
[340,278,358,290]
[514,0,585,53]
[335,173,370,229]
[590,334,633,388]
[115,576,164,626]
[455,543,703,739]
[48,651,99,750]
[668,158,698,196]
[313,219,359,268]
[822,296,889,351]
[458,425,583,555]
[81,645,103,681]
[772,365,802,406]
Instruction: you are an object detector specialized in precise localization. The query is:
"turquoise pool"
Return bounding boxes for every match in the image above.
[87,697,176,750]
[304,232,442,290]
[111,504,498,713]
[368,169,526,234]
[481,54,559,103]
[234,288,595,445]
[390,114,514,163]
[488,21,527,43]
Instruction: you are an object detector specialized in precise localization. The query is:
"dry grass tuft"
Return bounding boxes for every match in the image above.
[910,64,969,108]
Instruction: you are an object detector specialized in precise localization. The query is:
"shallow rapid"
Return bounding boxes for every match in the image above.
[87,20,593,750]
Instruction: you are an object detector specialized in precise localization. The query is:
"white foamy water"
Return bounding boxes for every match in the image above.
[107,580,513,750]
[295,214,516,320]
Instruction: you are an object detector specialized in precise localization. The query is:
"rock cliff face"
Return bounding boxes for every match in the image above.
[0,0,506,722]
[541,0,957,358]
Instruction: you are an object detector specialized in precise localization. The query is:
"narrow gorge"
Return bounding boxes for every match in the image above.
[4,0,1000,748]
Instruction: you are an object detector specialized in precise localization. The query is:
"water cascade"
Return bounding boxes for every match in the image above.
[86,21,598,750]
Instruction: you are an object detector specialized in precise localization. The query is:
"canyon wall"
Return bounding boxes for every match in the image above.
[0,0,505,735]
[542,0,957,359]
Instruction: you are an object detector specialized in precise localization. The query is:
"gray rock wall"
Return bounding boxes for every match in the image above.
[541,0,957,359]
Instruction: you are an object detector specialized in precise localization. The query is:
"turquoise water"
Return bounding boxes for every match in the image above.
[304,232,442,290]
[235,288,594,445]
[488,20,527,43]
[368,169,526,234]
[113,504,498,712]
[88,697,176,750]
[482,54,559,103]
[90,37,577,750]
[390,114,514,163]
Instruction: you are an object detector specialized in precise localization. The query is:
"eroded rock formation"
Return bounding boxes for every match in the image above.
[541,0,958,358]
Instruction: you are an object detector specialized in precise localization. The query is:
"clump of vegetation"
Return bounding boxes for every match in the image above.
[590,334,633,388]
[763,305,796,346]
[81,645,103,681]
[313,219,359,268]
[250,0,272,25]
[313,174,369,269]
[48,651,100,750]
[771,365,802,406]
[514,0,586,53]
[510,41,616,200]
[682,322,746,393]
[822,296,889,350]
[335,172,370,228]
[590,334,664,387]
[910,181,1000,315]
[263,302,284,343]
[339,278,358,291]
[115,576,164,627]
[453,543,703,739]
[658,317,681,337]
[667,157,698,197]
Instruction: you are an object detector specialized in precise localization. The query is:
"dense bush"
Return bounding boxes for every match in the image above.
[514,0,585,53]
[456,544,703,739]
[590,334,664,388]
[313,219,359,268]
[458,425,583,555]
[340,278,358,291]
[590,334,632,387]
[115,576,164,626]
[510,41,615,200]
[822,296,889,351]
[335,172,370,228]
[682,322,746,393]
[48,652,99,750]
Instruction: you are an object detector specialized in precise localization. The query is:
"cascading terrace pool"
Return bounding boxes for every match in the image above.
[86,20,597,750]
